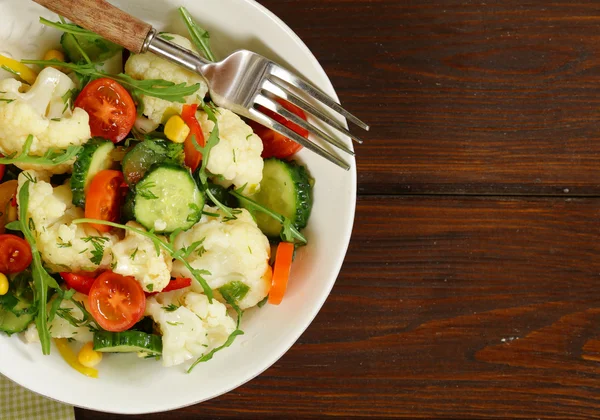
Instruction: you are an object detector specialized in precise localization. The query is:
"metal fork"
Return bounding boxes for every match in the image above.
[33,0,369,170]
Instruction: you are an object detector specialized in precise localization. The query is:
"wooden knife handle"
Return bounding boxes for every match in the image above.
[33,0,152,54]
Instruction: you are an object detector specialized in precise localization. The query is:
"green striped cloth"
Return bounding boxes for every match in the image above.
[0,374,74,420]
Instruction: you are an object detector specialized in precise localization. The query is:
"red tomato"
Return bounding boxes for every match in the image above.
[145,277,192,296]
[181,104,205,171]
[249,98,308,159]
[88,271,146,332]
[0,234,32,273]
[0,164,5,182]
[85,170,125,233]
[60,272,97,295]
[74,78,136,143]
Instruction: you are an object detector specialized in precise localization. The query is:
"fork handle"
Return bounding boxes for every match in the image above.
[33,0,152,54]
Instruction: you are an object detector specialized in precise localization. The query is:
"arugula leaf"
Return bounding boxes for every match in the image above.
[219,281,250,302]
[230,188,307,244]
[257,296,268,308]
[21,60,200,104]
[192,102,237,219]
[9,180,61,355]
[40,17,106,39]
[187,329,244,373]
[72,218,214,301]
[0,135,82,166]
[219,282,247,329]
[178,7,216,62]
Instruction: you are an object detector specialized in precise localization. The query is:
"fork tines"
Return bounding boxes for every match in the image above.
[252,64,369,170]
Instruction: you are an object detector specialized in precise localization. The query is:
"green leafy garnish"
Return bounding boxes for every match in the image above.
[219,281,250,302]
[0,135,83,166]
[162,304,180,312]
[7,180,60,354]
[257,296,268,308]
[136,181,159,200]
[230,188,307,244]
[179,7,216,62]
[187,329,244,373]
[192,102,237,219]
[159,33,175,41]
[22,60,200,104]
[82,235,109,265]
[219,281,248,329]
[72,218,214,301]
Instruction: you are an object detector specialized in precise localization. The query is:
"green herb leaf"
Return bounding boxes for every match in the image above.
[219,281,248,329]
[0,135,82,166]
[187,329,244,373]
[72,218,214,301]
[162,304,180,312]
[230,188,307,244]
[192,102,237,219]
[178,7,216,61]
[257,296,268,308]
[17,180,61,354]
[82,235,109,265]
[21,60,200,104]
[137,181,159,200]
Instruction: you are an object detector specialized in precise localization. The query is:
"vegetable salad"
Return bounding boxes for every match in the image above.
[0,7,313,375]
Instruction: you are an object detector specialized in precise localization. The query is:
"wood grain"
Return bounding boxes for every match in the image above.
[33,0,151,53]
[267,0,600,195]
[73,0,600,418]
[76,196,600,419]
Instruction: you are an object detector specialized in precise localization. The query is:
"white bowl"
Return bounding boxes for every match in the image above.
[0,0,356,414]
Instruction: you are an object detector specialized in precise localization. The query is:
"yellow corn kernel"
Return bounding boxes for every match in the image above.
[43,49,65,63]
[78,341,103,368]
[0,54,37,85]
[164,115,190,144]
[0,273,8,296]
[43,49,67,73]
[55,339,98,378]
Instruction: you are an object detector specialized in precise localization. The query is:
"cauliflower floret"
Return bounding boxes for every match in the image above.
[145,290,236,367]
[17,171,116,272]
[24,293,94,344]
[0,67,91,174]
[125,33,208,125]
[199,108,263,194]
[171,207,271,309]
[110,222,173,293]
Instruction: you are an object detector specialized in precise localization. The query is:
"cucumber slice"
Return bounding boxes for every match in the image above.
[71,139,115,208]
[93,330,162,354]
[0,298,34,335]
[122,139,184,186]
[242,158,313,238]
[134,164,204,233]
[60,32,122,64]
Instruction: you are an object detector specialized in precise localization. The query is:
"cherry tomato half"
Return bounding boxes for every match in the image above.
[74,78,136,143]
[0,234,32,273]
[249,98,308,159]
[88,271,146,332]
[60,272,97,295]
[84,170,125,233]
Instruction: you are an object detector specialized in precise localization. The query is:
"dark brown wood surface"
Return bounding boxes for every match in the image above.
[77,1,600,418]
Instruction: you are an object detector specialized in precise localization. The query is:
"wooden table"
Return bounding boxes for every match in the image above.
[77,1,600,418]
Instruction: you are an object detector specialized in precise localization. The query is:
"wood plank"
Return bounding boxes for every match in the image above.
[77,196,600,419]
[260,0,600,195]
